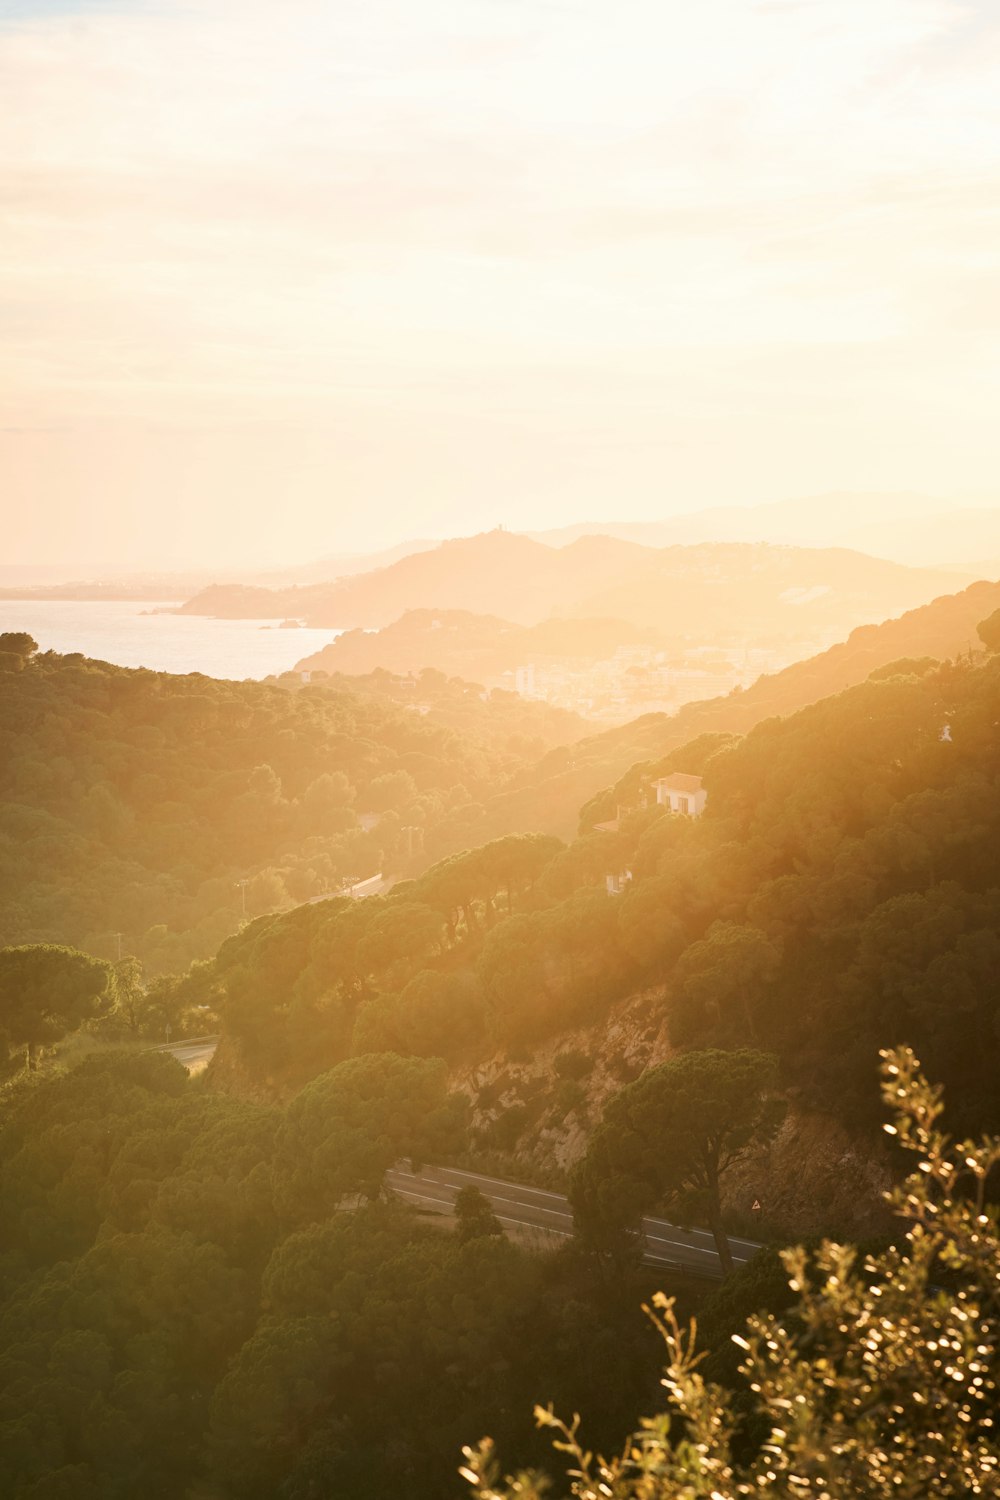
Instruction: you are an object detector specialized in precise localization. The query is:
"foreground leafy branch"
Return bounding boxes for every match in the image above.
[463,1047,1000,1498]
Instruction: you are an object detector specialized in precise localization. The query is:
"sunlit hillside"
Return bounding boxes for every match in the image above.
[6,0,1000,1494]
[195,626,1000,1153]
[0,637,590,972]
[375,576,1000,854]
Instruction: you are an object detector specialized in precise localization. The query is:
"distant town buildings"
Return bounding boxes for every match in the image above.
[498,642,795,725]
[514,663,536,697]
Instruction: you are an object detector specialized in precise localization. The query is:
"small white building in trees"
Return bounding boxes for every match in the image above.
[653,771,707,818]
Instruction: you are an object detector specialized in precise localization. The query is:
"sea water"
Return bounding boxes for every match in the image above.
[0,600,341,680]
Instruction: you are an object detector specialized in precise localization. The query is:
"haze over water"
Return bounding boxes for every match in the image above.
[0,600,339,679]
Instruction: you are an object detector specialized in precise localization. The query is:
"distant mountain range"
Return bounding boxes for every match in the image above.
[180,531,642,627]
[7,493,1000,602]
[529,492,1000,569]
[179,529,974,656]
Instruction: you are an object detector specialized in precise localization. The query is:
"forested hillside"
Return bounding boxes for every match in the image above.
[359,578,1000,857]
[0,637,588,974]
[203,634,1000,1144]
[6,615,1000,1493]
[0,1048,681,1498]
[5,582,994,981]
[631,575,1000,750]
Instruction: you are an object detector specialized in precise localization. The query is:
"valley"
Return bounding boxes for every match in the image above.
[7,0,1000,1489]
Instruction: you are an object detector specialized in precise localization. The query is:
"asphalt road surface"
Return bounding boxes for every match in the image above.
[159,1041,761,1275]
[386,1161,761,1279]
[162,1036,218,1074]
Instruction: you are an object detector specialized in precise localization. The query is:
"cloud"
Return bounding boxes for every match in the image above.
[2,0,1000,562]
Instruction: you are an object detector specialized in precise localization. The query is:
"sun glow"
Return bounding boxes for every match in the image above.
[2,0,999,564]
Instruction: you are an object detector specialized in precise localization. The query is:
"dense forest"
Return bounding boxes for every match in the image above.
[0,636,587,976]
[3,1030,994,1494]
[9,0,1000,1482]
[468,1049,1000,1498]
[3,580,995,988]
[0,1046,730,1499]
[198,620,1000,1146]
[3,610,1000,1498]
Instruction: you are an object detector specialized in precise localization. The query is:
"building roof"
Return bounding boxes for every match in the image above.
[653,772,704,794]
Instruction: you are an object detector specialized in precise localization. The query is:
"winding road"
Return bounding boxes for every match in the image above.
[160,1035,218,1075]
[386,1161,760,1279]
[166,1038,761,1278]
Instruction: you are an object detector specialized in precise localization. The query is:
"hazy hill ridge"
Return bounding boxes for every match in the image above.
[614,575,1000,750]
[530,492,1000,569]
[294,609,663,682]
[3,579,995,978]
[404,577,1000,854]
[179,531,644,627]
[178,531,968,649]
[202,598,1000,1182]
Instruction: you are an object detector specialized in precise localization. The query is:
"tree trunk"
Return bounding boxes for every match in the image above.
[705,1161,735,1277]
[707,1205,734,1277]
[740,984,759,1042]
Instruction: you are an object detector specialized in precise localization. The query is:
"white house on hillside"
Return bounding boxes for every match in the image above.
[653,771,707,818]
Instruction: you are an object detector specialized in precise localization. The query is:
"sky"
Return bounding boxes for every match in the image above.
[2,0,1000,570]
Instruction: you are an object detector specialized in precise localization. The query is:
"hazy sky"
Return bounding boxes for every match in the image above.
[3,0,1000,569]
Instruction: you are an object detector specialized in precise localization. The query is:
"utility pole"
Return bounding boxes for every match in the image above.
[235,880,248,919]
[114,932,123,962]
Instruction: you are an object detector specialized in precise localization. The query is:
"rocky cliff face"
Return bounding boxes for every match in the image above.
[205,1032,292,1105]
[208,981,894,1241]
[450,986,894,1241]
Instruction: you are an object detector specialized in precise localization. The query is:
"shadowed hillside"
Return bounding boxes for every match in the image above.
[0,639,590,972]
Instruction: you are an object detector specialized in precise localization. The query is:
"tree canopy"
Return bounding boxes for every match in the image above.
[276,1052,465,1222]
[152,641,1000,1158]
[570,1049,783,1275]
[0,1048,667,1499]
[0,648,588,975]
[465,1048,1000,1499]
[0,943,112,1068]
